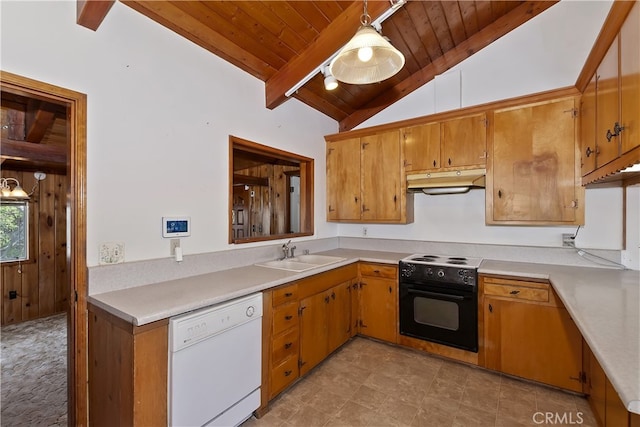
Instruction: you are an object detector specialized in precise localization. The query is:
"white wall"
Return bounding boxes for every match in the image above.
[1,1,338,266]
[339,1,639,266]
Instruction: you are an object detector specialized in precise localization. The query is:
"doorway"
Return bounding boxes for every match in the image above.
[1,72,88,425]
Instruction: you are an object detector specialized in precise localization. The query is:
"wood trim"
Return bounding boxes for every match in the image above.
[76,0,115,31]
[1,71,88,426]
[582,144,640,185]
[575,0,636,92]
[325,86,580,141]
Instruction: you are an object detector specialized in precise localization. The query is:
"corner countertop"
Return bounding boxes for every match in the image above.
[479,260,640,415]
[87,249,639,414]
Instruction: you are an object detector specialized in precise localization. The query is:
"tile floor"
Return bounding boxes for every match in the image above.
[244,337,597,427]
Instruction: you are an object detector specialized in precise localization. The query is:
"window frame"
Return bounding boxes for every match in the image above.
[0,200,30,263]
[229,135,315,244]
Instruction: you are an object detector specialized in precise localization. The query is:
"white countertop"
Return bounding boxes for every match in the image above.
[88,249,639,414]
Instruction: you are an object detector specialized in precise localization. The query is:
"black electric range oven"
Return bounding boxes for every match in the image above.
[399,254,482,353]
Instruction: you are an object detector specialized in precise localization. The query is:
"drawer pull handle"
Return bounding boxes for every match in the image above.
[284,370,292,377]
[509,290,520,295]
[284,292,293,297]
[285,315,293,320]
[284,342,293,349]
[373,270,380,273]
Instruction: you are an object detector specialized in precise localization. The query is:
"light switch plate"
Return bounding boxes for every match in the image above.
[99,242,125,265]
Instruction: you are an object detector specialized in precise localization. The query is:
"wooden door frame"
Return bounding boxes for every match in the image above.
[1,71,88,426]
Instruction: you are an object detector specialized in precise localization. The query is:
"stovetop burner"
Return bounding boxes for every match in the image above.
[403,254,483,269]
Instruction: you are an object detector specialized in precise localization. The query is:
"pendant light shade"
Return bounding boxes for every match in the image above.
[329,2,405,85]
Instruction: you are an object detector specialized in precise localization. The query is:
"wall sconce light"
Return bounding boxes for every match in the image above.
[323,66,338,91]
[0,172,47,200]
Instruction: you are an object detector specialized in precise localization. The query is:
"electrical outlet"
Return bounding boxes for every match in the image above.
[362,227,368,237]
[99,242,125,265]
[170,239,181,256]
[562,233,574,247]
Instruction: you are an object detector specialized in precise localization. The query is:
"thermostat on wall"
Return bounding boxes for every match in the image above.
[162,216,191,238]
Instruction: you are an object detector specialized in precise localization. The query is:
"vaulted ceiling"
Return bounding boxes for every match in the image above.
[78,0,558,132]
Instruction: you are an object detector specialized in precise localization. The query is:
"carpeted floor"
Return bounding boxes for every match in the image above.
[1,313,68,427]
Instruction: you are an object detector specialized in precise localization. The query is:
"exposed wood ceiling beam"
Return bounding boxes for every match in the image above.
[1,138,67,165]
[25,99,57,143]
[338,0,558,131]
[265,0,390,110]
[77,0,115,31]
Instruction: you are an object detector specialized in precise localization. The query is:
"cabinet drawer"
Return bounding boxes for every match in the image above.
[272,327,299,367]
[360,263,397,279]
[270,356,298,398]
[272,303,298,335]
[484,283,549,303]
[272,284,298,307]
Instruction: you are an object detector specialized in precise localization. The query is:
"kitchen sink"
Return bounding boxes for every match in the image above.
[290,254,345,265]
[255,254,346,272]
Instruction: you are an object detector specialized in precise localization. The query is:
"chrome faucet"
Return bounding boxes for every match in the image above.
[282,240,296,259]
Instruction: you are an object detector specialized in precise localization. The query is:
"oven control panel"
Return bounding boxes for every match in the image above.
[399,261,477,288]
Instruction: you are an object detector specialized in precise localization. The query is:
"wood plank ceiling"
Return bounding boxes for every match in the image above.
[1,91,68,174]
[82,0,558,132]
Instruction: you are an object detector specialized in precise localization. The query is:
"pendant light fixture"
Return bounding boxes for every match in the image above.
[329,0,405,85]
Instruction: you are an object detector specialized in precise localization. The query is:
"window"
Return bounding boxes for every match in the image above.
[0,201,29,262]
[229,136,314,244]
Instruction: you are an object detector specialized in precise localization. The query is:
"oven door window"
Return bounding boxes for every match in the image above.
[414,297,459,331]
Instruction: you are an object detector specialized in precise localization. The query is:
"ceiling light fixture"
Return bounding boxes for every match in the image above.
[329,0,405,85]
[323,66,338,91]
[0,171,47,200]
[284,0,406,98]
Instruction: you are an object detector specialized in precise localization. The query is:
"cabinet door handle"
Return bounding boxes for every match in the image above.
[433,160,437,167]
[509,290,520,295]
[284,342,293,349]
[498,190,502,198]
[328,205,335,212]
[284,370,293,377]
[325,296,330,303]
[388,286,392,294]
[448,158,452,165]
[606,128,614,142]
[284,292,293,297]
[614,122,625,136]
[585,146,593,157]
[285,315,293,320]
[489,303,493,313]
[331,292,336,300]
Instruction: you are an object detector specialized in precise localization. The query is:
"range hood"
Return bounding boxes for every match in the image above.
[407,168,486,195]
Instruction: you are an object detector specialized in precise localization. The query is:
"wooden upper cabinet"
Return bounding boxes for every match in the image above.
[596,37,621,167]
[361,131,402,222]
[326,138,361,221]
[326,130,413,224]
[580,74,598,176]
[621,2,640,155]
[402,122,441,172]
[488,98,583,225]
[441,113,487,169]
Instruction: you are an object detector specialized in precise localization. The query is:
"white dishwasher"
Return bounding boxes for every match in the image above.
[169,293,263,427]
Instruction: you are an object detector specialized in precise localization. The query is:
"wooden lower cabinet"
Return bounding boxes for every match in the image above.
[481,275,583,392]
[261,264,358,407]
[584,341,636,427]
[299,281,352,375]
[358,263,398,343]
[88,303,168,427]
